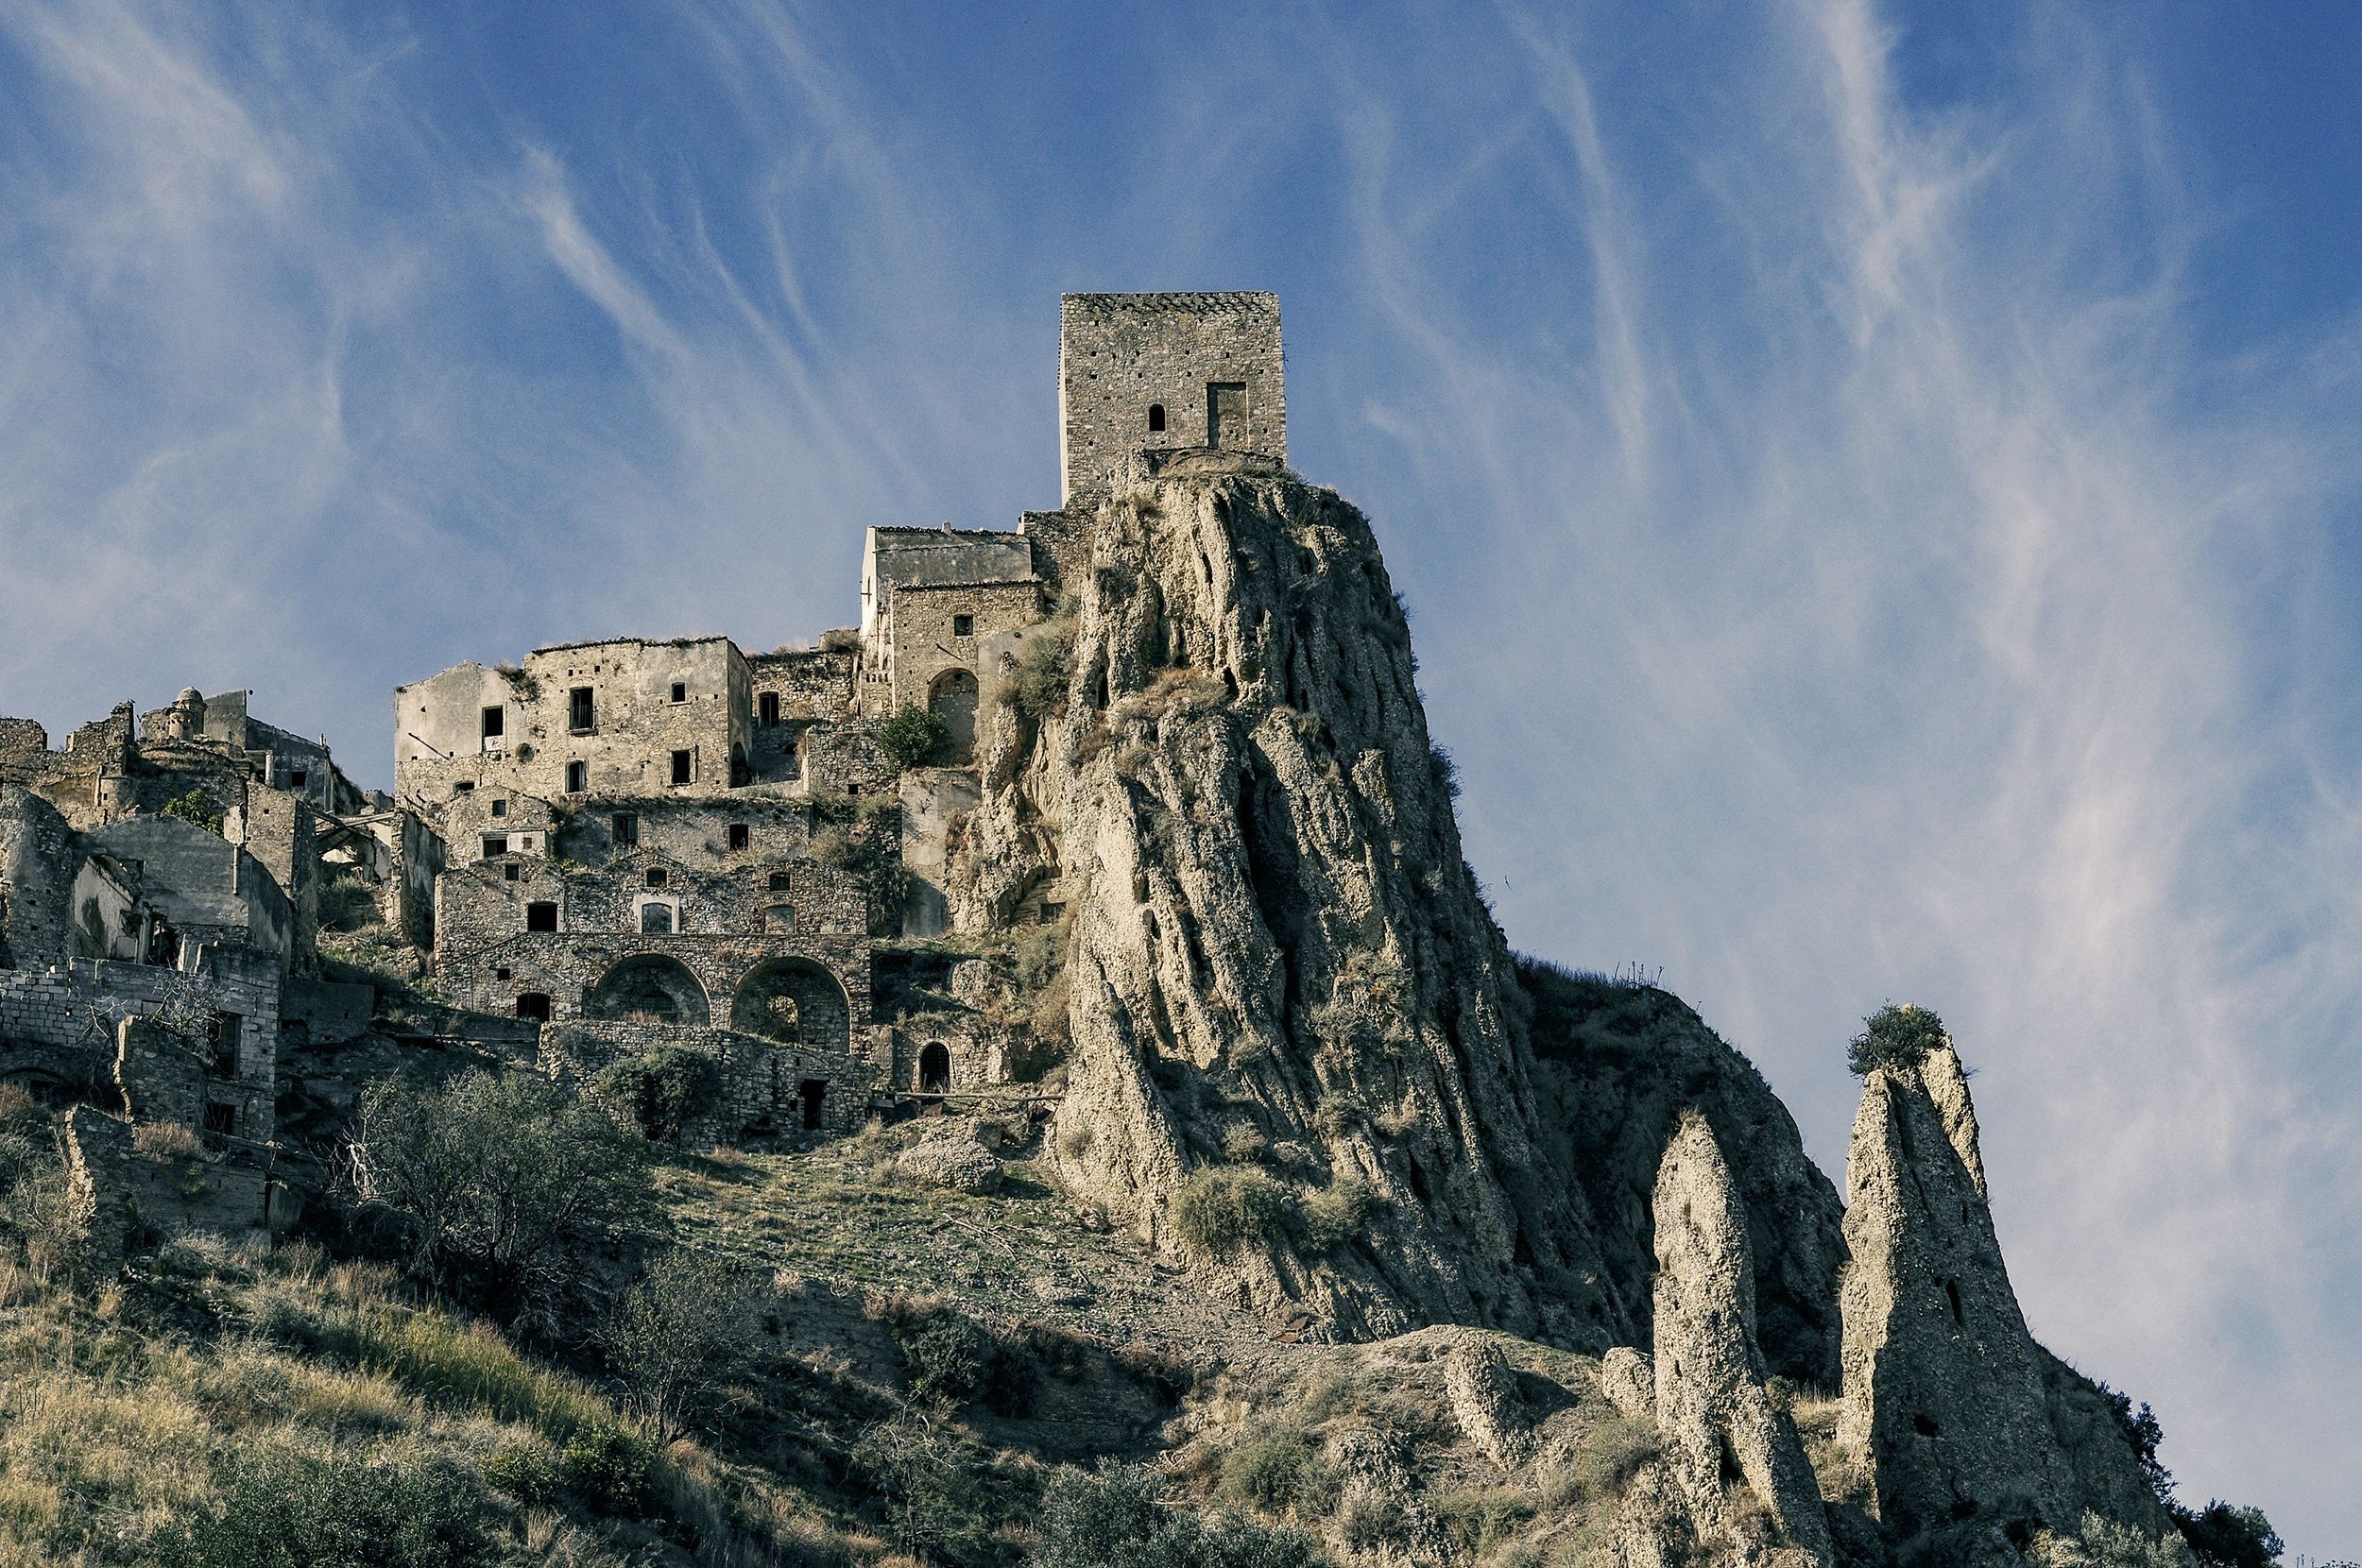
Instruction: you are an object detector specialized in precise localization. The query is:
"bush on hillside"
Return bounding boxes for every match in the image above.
[1011,624,1076,723]
[1845,1002,1948,1078]
[598,1249,758,1438]
[152,1442,490,1568]
[878,704,951,769]
[1030,1460,1328,1568]
[346,1071,652,1324]
[1172,1167,1300,1259]
[592,1045,720,1145]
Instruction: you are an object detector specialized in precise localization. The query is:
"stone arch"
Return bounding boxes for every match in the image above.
[917,1041,950,1094]
[730,957,850,1050]
[928,668,979,763]
[587,953,710,1026]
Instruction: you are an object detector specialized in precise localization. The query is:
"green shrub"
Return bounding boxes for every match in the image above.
[558,1423,653,1515]
[1172,1167,1300,1258]
[160,790,224,836]
[346,1071,652,1322]
[1572,1414,1662,1501]
[1846,1002,1948,1078]
[1219,1433,1334,1515]
[154,1442,490,1568]
[599,1249,756,1436]
[1031,1460,1328,1568]
[1299,1179,1379,1253]
[2173,1501,2283,1568]
[1012,626,1076,723]
[878,704,952,769]
[592,1045,721,1144]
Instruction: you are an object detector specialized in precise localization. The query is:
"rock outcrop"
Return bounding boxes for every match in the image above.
[1439,1335,1532,1470]
[950,470,1629,1342]
[1520,968,1848,1388]
[1600,1345,1654,1417]
[1838,1045,2078,1542]
[1652,1111,1834,1563]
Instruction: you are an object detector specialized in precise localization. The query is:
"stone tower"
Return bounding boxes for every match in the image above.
[1057,292,1286,505]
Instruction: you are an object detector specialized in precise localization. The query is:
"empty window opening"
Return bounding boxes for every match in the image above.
[524,901,558,932]
[490,798,508,817]
[670,749,693,785]
[203,1102,237,1136]
[1147,402,1165,433]
[495,966,512,980]
[727,823,749,851]
[566,760,587,793]
[206,1014,240,1078]
[481,706,505,740]
[641,902,676,934]
[515,993,552,1022]
[951,613,974,638]
[799,1079,827,1130]
[767,871,792,891]
[645,867,668,888]
[504,863,520,882]
[759,691,780,726]
[1207,382,1247,448]
[453,780,474,795]
[611,812,639,847]
[918,1042,951,1094]
[288,769,308,788]
[569,687,595,732]
[481,835,506,861]
[670,681,687,704]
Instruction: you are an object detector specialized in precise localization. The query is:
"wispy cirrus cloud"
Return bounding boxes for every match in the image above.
[1,0,2353,1551]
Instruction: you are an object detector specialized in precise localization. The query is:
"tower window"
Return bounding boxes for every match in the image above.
[566,760,587,793]
[524,901,558,932]
[759,691,780,726]
[1147,403,1165,433]
[481,706,505,740]
[569,687,595,732]
[670,682,687,704]
[1207,382,1247,448]
[951,614,974,638]
[671,749,693,785]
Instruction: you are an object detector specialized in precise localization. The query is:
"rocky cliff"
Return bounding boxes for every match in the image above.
[946,469,1842,1363]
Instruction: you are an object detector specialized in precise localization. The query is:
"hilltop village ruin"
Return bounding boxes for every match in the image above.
[0,292,1286,1248]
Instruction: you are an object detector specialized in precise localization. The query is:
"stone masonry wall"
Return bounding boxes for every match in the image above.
[881,580,1044,719]
[1058,292,1286,505]
[541,1019,879,1139]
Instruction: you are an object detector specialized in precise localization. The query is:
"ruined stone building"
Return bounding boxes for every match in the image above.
[0,292,1288,1231]
[388,291,1286,1133]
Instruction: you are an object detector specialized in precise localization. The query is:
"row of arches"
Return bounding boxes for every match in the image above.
[582,954,851,1051]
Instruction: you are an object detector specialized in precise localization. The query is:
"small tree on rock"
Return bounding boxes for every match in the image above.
[878,704,951,770]
[1846,1002,1948,1078]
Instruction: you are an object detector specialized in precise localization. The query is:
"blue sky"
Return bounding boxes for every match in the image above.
[3,0,2358,1550]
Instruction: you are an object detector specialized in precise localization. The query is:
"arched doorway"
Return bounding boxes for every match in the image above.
[587,954,710,1026]
[928,668,979,764]
[730,958,850,1051]
[917,1041,950,1094]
